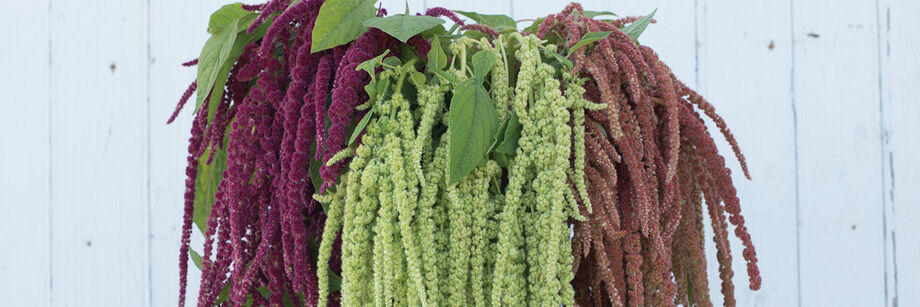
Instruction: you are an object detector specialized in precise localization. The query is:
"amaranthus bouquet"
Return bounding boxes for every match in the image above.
[170,1,761,306]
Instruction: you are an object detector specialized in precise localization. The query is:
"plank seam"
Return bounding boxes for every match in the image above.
[146,0,153,306]
[47,0,54,305]
[789,0,802,306]
[693,0,700,89]
[875,1,893,306]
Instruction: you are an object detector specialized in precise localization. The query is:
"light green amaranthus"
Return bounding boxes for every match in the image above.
[317,34,600,307]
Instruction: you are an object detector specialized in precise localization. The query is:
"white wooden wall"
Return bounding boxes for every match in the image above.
[0,0,916,306]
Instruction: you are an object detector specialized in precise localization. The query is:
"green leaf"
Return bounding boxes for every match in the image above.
[214,282,232,305]
[488,116,510,153]
[448,79,499,184]
[356,49,391,80]
[453,10,516,32]
[493,152,511,168]
[376,77,391,98]
[196,12,271,121]
[189,248,203,270]
[208,3,249,34]
[427,35,447,70]
[428,64,458,84]
[363,14,445,42]
[569,31,613,53]
[521,17,545,35]
[329,270,343,293]
[311,0,378,52]
[348,106,375,146]
[256,287,271,299]
[307,242,344,293]
[583,10,617,19]
[196,15,242,112]
[192,131,230,234]
[410,70,426,86]
[419,24,447,39]
[621,9,657,42]
[309,140,326,197]
[471,50,496,81]
[382,56,403,67]
[494,112,522,155]
[543,48,573,71]
[364,79,377,98]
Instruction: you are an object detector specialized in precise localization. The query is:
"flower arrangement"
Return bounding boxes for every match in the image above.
[170,1,761,306]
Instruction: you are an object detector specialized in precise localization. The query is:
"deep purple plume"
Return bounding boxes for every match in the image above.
[167,81,196,124]
[177,101,208,307]
[311,54,335,160]
[319,28,396,193]
[425,7,465,26]
[247,0,289,34]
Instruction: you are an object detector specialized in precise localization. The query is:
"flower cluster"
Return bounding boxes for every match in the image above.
[536,3,760,306]
[171,2,762,307]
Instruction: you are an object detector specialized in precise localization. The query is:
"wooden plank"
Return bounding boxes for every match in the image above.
[377,0,425,14]
[425,0,511,19]
[878,1,920,306]
[148,1,232,306]
[613,0,698,80]
[49,0,150,305]
[793,0,886,305]
[696,0,798,305]
[0,1,51,306]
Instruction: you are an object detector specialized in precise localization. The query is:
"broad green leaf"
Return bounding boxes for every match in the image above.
[448,79,499,184]
[621,9,657,42]
[196,12,271,121]
[376,77,391,98]
[419,23,447,39]
[363,14,445,42]
[356,49,391,80]
[189,248,203,270]
[447,23,461,34]
[495,112,522,155]
[410,70,426,86]
[543,48,573,70]
[471,50,496,81]
[196,14,242,112]
[382,56,403,67]
[348,106,375,146]
[311,0,378,52]
[192,130,230,234]
[208,3,249,34]
[488,116,510,153]
[453,10,517,32]
[428,64,458,84]
[364,79,377,98]
[569,31,613,53]
[427,35,447,69]
[583,10,617,18]
[493,152,511,168]
[521,17,545,35]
